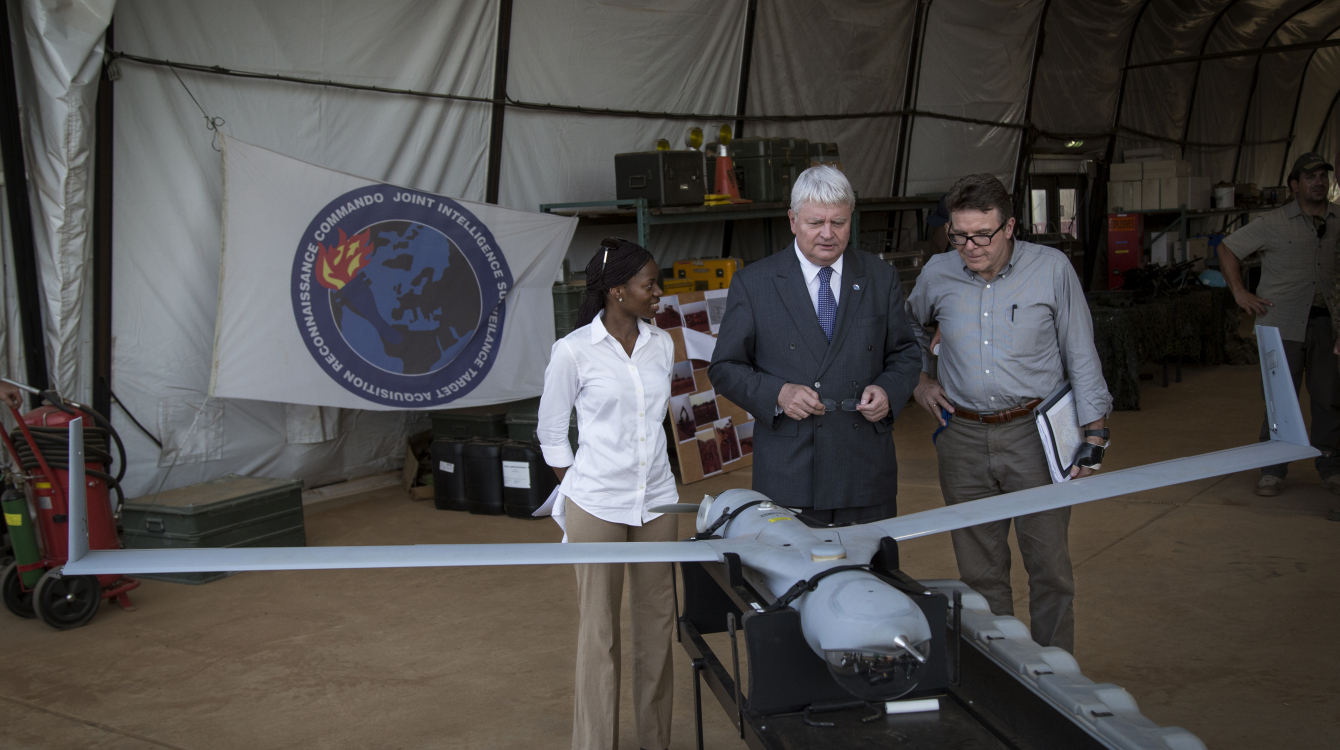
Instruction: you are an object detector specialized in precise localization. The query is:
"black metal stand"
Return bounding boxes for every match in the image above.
[677,555,1117,750]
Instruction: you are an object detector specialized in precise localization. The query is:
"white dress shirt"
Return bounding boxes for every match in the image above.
[794,242,842,312]
[538,311,678,526]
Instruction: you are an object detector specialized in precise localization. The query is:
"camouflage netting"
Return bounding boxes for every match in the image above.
[1089,288,1250,411]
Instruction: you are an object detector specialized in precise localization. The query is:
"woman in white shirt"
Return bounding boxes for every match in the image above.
[538,238,678,750]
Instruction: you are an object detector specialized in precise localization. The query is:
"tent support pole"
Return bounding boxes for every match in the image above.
[1230,1,1322,184]
[92,23,113,419]
[890,0,928,199]
[1310,86,1340,154]
[721,0,757,259]
[1178,0,1243,160]
[1103,0,1154,168]
[1278,24,1340,185]
[485,0,514,204]
[1012,0,1051,225]
[0,1,51,404]
[1095,0,1154,296]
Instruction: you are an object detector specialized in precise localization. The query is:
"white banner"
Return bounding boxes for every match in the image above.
[211,136,577,410]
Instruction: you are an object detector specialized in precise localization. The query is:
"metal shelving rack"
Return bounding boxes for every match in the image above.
[538,196,941,255]
[1120,204,1283,251]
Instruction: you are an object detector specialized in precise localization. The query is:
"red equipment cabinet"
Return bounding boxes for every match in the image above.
[1107,213,1144,289]
[21,407,121,563]
[1,403,138,629]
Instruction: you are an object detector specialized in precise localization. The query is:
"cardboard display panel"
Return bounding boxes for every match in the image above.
[656,290,753,483]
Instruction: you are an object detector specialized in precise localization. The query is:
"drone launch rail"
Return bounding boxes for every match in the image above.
[678,557,1198,750]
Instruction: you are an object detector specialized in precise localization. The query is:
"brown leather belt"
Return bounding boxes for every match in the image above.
[953,398,1043,424]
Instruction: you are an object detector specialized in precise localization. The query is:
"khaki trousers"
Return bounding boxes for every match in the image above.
[935,416,1076,652]
[566,501,678,750]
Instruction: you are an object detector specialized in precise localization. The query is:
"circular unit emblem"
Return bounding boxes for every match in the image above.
[290,185,511,407]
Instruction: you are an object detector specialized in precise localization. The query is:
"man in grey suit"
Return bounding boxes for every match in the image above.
[709,166,922,523]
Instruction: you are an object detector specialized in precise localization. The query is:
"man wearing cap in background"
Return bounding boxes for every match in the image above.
[1220,153,1340,500]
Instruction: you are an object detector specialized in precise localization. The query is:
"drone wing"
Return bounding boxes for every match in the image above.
[60,412,719,574]
[63,541,720,575]
[61,326,1310,575]
[870,325,1316,542]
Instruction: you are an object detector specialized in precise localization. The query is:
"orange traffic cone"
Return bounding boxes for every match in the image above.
[714,144,751,204]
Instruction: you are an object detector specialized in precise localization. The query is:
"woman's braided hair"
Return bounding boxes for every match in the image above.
[576,238,655,328]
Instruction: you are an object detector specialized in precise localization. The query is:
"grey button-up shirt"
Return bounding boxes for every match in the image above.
[1223,199,1340,342]
[905,240,1112,426]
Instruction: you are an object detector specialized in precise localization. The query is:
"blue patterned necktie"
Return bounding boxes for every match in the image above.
[817,266,836,341]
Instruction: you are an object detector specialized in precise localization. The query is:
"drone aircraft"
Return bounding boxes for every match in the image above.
[59,326,1313,712]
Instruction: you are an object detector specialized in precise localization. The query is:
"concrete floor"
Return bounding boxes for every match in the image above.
[3,362,1339,749]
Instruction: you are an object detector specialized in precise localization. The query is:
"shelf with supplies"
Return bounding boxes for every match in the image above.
[538,196,941,257]
[1110,204,1283,268]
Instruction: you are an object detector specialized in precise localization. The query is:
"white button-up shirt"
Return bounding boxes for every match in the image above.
[794,242,843,312]
[538,311,678,525]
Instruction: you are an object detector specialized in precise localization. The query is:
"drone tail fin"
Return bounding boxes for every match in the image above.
[1257,324,1309,446]
[66,417,89,565]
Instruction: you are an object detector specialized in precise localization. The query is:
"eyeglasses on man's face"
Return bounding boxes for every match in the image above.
[947,221,1009,248]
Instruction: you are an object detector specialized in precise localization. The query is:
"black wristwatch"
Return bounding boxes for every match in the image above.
[1076,429,1110,471]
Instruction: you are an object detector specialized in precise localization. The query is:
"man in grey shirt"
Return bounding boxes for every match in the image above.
[1219,153,1340,499]
[906,174,1112,653]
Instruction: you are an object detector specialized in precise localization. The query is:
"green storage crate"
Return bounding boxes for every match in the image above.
[553,283,583,312]
[733,157,794,203]
[429,405,509,441]
[121,475,305,585]
[553,283,585,338]
[506,397,578,450]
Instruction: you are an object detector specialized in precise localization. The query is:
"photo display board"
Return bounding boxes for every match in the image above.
[656,290,754,483]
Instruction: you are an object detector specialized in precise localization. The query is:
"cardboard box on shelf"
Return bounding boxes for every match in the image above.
[1187,236,1210,269]
[1141,178,1160,211]
[1110,162,1144,181]
[1189,176,1213,211]
[1159,177,1185,210]
[1123,181,1142,211]
[1151,229,1179,266]
[1142,160,1193,179]
[1108,181,1139,211]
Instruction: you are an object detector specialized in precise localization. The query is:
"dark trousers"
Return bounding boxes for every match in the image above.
[798,500,898,526]
[1259,315,1340,479]
[935,416,1075,652]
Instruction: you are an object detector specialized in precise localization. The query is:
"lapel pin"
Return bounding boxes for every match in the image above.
[853,284,860,291]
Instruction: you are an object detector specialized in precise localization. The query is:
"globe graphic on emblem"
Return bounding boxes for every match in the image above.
[320,220,482,375]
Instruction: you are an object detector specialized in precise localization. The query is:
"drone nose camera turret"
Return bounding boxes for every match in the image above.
[825,638,931,702]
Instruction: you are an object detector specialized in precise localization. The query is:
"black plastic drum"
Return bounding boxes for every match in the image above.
[501,441,560,519]
[431,438,471,511]
[462,438,508,515]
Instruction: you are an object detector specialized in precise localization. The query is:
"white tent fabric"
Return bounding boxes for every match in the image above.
[6,0,1340,496]
[744,0,916,198]
[6,0,112,401]
[107,0,498,495]
[903,0,1042,196]
[498,0,746,269]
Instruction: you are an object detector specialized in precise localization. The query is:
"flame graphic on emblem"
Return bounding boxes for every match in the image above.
[316,228,375,290]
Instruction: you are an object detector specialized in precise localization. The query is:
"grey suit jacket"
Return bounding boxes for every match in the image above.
[708,246,921,511]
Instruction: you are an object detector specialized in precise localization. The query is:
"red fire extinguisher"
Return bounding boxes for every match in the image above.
[0,380,138,629]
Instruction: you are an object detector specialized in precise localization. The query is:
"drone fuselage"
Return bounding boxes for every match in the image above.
[696,490,933,700]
